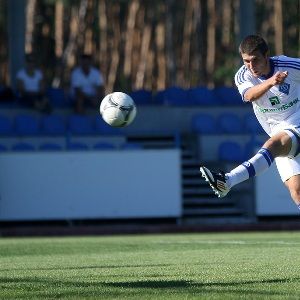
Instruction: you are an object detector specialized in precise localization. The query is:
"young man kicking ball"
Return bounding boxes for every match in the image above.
[200,35,300,208]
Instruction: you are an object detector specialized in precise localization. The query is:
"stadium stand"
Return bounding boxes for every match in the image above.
[93,142,116,150]
[0,143,7,151]
[191,113,218,134]
[214,86,242,105]
[46,87,69,108]
[244,137,264,158]
[244,112,265,134]
[161,86,189,106]
[67,141,89,150]
[14,114,40,136]
[11,142,35,151]
[218,141,245,162]
[41,114,66,135]
[94,116,123,135]
[217,112,244,134]
[68,114,94,135]
[39,142,63,151]
[120,142,143,150]
[0,114,14,136]
[129,89,153,105]
[187,87,219,106]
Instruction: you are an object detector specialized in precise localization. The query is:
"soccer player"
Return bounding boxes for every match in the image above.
[200,35,300,208]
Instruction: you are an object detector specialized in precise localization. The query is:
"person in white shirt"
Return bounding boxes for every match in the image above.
[16,54,51,113]
[70,54,104,114]
[200,35,300,209]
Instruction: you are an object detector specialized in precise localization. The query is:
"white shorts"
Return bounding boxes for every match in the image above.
[273,124,300,182]
[275,156,300,182]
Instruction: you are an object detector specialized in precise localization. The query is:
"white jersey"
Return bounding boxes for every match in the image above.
[71,66,104,97]
[235,55,300,136]
[16,68,43,93]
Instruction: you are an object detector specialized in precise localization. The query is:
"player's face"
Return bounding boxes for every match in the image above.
[241,51,269,77]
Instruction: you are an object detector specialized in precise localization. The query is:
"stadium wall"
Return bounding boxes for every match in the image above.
[256,164,299,216]
[0,150,182,221]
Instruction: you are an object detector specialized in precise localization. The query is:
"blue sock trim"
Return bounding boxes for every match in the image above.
[242,161,256,178]
[258,148,274,166]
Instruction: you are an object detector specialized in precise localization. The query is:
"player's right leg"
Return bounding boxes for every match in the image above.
[200,147,275,198]
[200,166,230,198]
[200,129,300,198]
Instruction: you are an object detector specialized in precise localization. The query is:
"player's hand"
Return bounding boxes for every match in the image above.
[270,71,288,86]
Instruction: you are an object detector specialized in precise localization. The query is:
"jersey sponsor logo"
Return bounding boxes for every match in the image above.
[279,82,290,95]
[269,96,280,106]
[258,98,299,113]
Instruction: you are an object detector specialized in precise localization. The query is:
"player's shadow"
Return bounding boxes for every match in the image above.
[104,277,300,297]
[106,278,291,289]
[106,280,192,289]
[2,276,300,298]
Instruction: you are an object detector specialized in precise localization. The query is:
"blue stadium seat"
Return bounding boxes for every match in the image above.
[67,142,89,150]
[214,87,242,105]
[68,114,94,135]
[93,142,116,150]
[14,114,40,136]
[129,89,152,105]
[11,142,35,151]
[94,116,123,135]
[218,113,244,134]
[218,141,244,162]
[39,143,63,151]
[47,88,69,108]
[120,142,142,150]
[0,114,13,136]
[191,113,218,134]
[162,86,189,106]
[244,138,263,158]
[153,90,165,104]
[244,113,265,134]
[41,114,66,135]
[0,144,7,151]
[187,87,219,106]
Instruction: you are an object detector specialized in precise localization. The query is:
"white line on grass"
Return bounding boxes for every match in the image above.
[154,240,300,245]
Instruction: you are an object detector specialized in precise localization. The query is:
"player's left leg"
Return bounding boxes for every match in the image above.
[276,155,300,207]
[284,175,300,207]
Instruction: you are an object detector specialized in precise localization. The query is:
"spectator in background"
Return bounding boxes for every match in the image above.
[16,53,52,113]
[70,54,105,114]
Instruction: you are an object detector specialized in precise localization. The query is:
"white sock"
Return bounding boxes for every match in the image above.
[226,148,274,188]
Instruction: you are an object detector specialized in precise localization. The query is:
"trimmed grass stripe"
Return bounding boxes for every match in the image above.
[1,232,300,299]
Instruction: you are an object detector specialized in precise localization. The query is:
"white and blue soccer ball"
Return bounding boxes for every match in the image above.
[100,92,137,127]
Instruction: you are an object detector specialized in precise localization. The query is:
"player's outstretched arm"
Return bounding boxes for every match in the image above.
[244,71,288,102]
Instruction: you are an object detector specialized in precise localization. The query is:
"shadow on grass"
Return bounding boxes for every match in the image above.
[106,279,192,289]
[105,277,300,288]
[1,276,300,298]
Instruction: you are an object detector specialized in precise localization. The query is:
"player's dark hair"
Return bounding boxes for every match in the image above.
[239,35,269,55]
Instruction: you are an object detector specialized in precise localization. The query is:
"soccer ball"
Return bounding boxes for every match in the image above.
[100,92,137,127]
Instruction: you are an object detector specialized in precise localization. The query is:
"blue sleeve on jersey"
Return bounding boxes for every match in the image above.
[241,87,250,102]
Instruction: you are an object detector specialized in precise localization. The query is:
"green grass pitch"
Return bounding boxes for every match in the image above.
[1,231,300,299]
